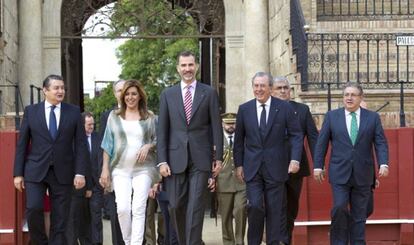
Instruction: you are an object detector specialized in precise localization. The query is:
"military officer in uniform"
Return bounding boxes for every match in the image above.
[216,113,247,245]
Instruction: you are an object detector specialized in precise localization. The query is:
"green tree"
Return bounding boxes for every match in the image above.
[84,84,116,131]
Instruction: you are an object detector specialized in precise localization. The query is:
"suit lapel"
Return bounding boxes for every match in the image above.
[56,103,67,140]
[172,85,186,122]
[356,108,368,144]
[263,97,279,139]
[338,108,353,146]
[37,101,53,140]
[191,84,206,119]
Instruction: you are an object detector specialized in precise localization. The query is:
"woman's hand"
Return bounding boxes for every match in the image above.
[137,144,152,163]
[99,168,110,189]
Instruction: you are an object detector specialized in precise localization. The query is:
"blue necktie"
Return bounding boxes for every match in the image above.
[49,105,57,140]
[259,104,266,138]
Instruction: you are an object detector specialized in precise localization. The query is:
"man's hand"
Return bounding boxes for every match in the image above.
[208,178,216,192]
[313,169,325,184]
[159,164,171,177]
[212,160,222,178]
[378,166,389,177]
[288,161,300,174]
[14,176,25,192]
[137,144,152,163]
[236,166,244,183]
[74,175,86,189]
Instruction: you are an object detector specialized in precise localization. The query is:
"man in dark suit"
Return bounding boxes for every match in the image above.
[13,74,87,244]
[272,76,318,243]
[83,112,104,245]
[99,79,125,245]
[233,72,303,245]
[157,50,223,245]
[313,82,389,244]
[66,112,98,245]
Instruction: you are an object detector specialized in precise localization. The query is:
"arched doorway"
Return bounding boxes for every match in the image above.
[60,0,226,111]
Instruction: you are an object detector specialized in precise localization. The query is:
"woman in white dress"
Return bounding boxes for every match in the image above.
[100,79,157,245]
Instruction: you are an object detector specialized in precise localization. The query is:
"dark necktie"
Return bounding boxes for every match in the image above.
[259,104,267,137]
[49,105,57,140]
[228,135,233,148]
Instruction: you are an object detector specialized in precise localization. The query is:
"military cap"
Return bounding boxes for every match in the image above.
[221,112,237,124]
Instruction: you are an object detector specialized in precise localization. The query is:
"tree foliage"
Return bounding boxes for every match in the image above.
[84,85,116,131]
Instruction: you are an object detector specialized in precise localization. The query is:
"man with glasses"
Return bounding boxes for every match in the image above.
[272,76,318,243]
[313,82,389,244]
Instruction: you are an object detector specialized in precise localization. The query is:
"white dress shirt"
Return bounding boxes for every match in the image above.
[256,97,271,126]
[345,108,361,137]
[44,101,61,130]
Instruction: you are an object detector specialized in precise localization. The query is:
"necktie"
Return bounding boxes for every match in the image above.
[259,104,266,138]
[350,112,358,145]
[184,85,192,124]
[49,105,57,140]
[228,135,233,148]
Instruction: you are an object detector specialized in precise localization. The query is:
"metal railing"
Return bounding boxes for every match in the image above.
[0,84,21,129]
[306,33,414,91]
[30,84,42,104]
[318,0,414,19]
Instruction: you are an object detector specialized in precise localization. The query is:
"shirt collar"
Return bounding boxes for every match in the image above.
[181,80,197,91]
[256,96,271,108]
[45,100,61,109]
[345,107,361,116]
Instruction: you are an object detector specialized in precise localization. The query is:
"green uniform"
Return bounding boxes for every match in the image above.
[216,134,247,245]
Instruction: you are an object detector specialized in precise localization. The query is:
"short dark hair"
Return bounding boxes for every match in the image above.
[343,81,364,96]
[251,72,274,87]
[176,50,197,64]
[81,111,94,125]
[42,74,64,89]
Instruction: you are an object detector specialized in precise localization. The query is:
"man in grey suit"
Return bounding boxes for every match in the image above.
[313,82,389,244]
[157,50,223,245]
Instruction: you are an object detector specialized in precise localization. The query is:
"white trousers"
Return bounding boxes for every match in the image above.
[113,172,152,245]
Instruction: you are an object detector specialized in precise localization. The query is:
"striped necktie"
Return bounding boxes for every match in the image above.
[184,85,192,124]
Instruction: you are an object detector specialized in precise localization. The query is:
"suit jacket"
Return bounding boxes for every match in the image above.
[157,82,223,173]
[14,101,88,184]
[288,101,319,177]
[313,107,389,186]
[89,131,102,187]
[216,135,245,193]
[233,97,303,182]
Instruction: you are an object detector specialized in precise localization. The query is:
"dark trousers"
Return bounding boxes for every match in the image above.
[66,188,92,245]
[90,184,104,244]
[283,174,304,243]
[330,178,371,245]
[25,167,72,245]
[104,192,125,245]
[246,164,288,245]
[158,196,179,245]
[165,164,209,245]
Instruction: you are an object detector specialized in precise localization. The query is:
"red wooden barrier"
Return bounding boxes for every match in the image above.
[293,128,414,244]
[1,128,414,244]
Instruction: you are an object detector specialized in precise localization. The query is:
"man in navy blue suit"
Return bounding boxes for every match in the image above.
[272,76,319,243]
[233,72,303,245]
[14,74,88,245]
[313,82,389,245]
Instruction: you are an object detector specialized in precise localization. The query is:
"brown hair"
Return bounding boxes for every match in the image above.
[117,79,149,120]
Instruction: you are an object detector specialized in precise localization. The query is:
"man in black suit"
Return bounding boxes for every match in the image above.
[14,74,88,244]
[313,82,389,244]
[85,112,104,245]
[272,76,318,243]
[233,72,303,245]
[99,79,125,245]
[157,50,223,245]
[66,112,98,245]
